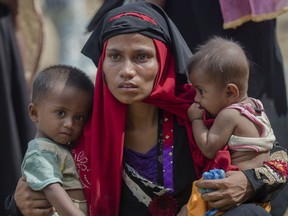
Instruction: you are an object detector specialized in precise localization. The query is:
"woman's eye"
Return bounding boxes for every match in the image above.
[56,111,65,117]
[110,53,120,61]
[136,53,148,61]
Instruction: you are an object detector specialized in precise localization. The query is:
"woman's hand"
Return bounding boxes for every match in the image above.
[14,176,54,216]
[177,204,188,216]
[196,171,254,211]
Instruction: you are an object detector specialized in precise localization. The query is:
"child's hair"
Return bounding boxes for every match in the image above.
[31,64,94,103]
[188,36,250,95]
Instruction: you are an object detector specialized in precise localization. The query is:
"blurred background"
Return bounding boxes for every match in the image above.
[17,0,103,87]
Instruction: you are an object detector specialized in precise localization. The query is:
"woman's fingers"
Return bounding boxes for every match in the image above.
[15,177,53,216]
[196,171,253,210]
[22,207,54,216]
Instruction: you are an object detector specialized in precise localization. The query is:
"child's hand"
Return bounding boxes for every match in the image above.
[187,103,204,121]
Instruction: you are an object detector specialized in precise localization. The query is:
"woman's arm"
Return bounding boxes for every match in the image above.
[196,142,288,210]
[243,142,288,202]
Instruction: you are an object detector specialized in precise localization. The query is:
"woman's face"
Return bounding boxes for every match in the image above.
[103,33,159,104]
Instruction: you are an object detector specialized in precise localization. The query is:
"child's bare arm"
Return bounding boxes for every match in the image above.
[43,183,85,216]
[188,104,235,159]
[204,111,236,158]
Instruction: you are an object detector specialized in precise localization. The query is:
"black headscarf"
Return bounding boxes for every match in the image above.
[82,2,192,83]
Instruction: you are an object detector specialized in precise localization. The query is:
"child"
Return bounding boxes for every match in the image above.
[186,36,275,215]
[187,36,275,171]
[21,65,94,216]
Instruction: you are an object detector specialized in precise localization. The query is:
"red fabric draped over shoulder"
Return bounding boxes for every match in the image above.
[72,40,127,215]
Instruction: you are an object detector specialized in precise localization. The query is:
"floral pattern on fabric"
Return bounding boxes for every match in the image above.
[255,150,288,184]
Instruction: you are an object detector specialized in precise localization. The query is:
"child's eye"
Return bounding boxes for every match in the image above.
[198,89,204,95]
[56,111,65,117]
[74,115,87,122]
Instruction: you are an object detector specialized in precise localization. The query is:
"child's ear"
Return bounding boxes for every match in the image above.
[226,83,239,98]
[28,103,38,123]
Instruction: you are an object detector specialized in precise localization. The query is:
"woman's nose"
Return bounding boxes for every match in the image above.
[119,60,136,79]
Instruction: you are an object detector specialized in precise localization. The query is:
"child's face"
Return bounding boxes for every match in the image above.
[29,85,92,145]
[189,70,229,116]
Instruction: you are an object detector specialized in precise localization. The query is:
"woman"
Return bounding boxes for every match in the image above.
[6,2,287,216]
